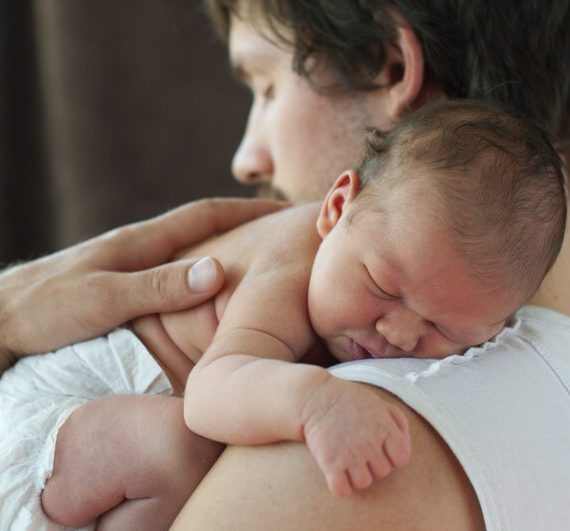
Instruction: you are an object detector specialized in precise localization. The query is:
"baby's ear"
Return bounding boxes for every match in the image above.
[316,170,361,237]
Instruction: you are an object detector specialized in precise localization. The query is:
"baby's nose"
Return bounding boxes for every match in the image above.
[376,312,422,353]
[385,328,418,352]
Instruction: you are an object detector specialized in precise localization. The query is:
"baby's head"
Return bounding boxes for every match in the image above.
[357,99,567,301]
[308,100,566,362]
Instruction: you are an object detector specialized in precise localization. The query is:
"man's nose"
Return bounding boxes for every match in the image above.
[375,309,423,353]
[231,112,273,185]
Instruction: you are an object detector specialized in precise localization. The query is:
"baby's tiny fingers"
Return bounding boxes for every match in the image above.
[347,463,374,491]
[383,429,412,469]
[368,454,393,480]
[327,469,353,498]
[389,405,410,435]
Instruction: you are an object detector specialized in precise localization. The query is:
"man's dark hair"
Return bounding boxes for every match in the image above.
[205,0,570,142]
[356,100,567,298]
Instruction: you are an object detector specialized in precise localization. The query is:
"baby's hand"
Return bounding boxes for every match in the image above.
[302,378,411,497]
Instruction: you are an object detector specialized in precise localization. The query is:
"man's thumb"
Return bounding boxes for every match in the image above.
[130,256,224,315]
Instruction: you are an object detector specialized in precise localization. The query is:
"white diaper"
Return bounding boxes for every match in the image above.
[0,328,172,530]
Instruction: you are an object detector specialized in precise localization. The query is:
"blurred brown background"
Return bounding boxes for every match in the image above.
[0,0,250,264]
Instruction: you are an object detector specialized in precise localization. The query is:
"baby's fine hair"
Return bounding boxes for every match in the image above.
[357,99,567,298]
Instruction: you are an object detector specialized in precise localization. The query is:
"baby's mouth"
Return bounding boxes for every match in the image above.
[349,338,407,360]
[350,339,374,360]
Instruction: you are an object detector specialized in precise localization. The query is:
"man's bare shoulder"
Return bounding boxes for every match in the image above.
[173,384,485,530]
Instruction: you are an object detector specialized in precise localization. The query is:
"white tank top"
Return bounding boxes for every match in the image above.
[329,305,570,531]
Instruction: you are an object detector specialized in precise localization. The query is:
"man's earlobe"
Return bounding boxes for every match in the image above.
[316,170,361,238]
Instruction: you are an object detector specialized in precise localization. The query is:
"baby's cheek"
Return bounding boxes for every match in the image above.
[307,279,333,330]
[421,332,466,359]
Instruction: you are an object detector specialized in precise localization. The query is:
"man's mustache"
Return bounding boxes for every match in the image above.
[256,183,288,201]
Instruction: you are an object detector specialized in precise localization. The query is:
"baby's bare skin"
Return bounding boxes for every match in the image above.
[137,202,411,495]
[43,202,412,529]
[41,395,224,530]
[132,203,322,391]
[43,155,532,525]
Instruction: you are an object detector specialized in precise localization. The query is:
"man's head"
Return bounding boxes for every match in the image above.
[205,0,570,202]
[307,100,566,361]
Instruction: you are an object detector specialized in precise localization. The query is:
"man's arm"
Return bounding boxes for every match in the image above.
[0,198,285,372]
[172,386,485,531]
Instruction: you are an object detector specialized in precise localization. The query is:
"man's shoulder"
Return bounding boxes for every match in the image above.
[509,305,570,384]
[513,305,570,352]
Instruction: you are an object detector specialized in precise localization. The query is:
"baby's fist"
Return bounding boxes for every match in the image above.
[302,379,412,497]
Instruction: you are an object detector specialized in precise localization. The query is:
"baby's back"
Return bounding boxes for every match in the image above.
[131,203,321,393]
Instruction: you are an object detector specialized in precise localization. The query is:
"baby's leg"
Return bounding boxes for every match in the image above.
[41,394,223,530]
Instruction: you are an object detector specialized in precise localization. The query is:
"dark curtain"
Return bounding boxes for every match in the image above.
[0,0,250,265]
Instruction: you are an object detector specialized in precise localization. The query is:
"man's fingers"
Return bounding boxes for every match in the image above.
[0,198,285,359]
[116,257,225,318]
[0,257,223,359]
[148,198,289,257]
[106,198,288,270]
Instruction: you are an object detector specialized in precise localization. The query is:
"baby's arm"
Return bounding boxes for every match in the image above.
[185,264,411,496]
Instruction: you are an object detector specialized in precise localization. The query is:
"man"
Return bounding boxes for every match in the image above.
[170,4,570,528]
[1,1,569,529]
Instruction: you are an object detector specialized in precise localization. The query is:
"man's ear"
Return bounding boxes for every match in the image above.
[316,170,361,238]
[380,10,426,122]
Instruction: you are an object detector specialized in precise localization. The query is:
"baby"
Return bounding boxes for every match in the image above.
[1,100,566,530]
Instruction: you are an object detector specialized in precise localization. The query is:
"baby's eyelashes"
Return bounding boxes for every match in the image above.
[362,263,399,301]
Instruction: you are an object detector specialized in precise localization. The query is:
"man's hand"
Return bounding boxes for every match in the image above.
[0,198,285,370]
[302,378,412,497]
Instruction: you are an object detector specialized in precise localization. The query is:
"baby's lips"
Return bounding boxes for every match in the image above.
[350,339,373,360]
[353,337,405,359]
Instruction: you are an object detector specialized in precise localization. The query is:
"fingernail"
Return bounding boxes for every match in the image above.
[188,257,217,293]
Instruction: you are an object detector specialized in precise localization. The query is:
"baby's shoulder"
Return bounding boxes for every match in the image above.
[249,203,321,271]
[178,203,320,293]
